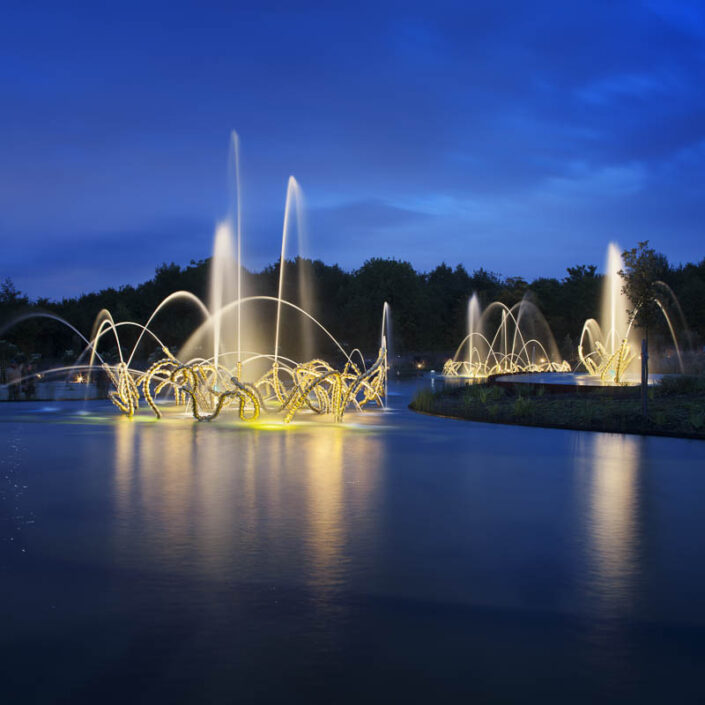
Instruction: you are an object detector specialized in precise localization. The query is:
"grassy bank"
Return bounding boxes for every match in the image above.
[410,376,705,439]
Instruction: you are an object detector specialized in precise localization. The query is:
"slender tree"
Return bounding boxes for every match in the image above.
[620,241,667,416]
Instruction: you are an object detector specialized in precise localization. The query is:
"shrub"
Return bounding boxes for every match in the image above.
[513,396,534,418]
[658,375,705,397]
[461,394,476,413]
[689,409,705,431]
[652,411,667,427]
[411,388,435,412]
[487,386,505,402]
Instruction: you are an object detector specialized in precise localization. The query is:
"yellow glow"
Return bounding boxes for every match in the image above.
[444,298,570,379]
[104,341,387,425]
[578,336,635,384]
[5,137,392,425]
[577,433,640,618]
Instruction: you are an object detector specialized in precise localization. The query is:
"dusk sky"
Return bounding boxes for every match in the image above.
[2,0,704,298]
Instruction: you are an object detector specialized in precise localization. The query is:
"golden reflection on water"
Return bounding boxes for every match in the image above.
[113,417,382,589]
[115,418,200,568]
[114,417,135,506]
[303,427,345,591]
[577,433,642,618]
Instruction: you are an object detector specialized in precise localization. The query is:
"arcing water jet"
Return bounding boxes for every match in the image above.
[443,295,570,378]
[2,135,387,423]
[578,242,684,384]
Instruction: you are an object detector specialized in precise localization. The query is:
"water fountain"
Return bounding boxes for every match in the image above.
[443,294,570,378]
[578,242,684,384]
[1,133,388,423]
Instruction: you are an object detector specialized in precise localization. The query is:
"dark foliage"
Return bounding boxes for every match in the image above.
[2,250,705,365]
[411,377,705,439]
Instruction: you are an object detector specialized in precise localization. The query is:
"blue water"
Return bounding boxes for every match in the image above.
[2,381,705,703]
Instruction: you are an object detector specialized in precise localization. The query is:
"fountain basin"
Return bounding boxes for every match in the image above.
[494,371,665,388]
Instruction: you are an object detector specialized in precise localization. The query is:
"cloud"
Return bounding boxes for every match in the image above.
[1,0,705,297]
[311,199,433,231]
[4,217,214,298]
[576,72,682,105]
[539,162,647,200]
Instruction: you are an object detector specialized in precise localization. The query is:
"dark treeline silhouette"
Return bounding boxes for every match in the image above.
[1,252,704,367]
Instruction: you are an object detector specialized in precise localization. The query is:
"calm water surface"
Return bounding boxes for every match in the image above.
[2,381,705,703]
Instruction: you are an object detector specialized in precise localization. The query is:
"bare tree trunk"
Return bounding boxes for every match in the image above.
[641,335,648,417]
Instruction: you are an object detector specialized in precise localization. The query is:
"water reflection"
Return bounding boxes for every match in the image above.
[576,433,643,619]
[114,417,135,508]
[303,428,345,592]
[112,418,383,593]
[115,419,201,569]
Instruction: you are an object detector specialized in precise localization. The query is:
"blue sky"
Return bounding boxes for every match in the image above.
[1,0,704,298]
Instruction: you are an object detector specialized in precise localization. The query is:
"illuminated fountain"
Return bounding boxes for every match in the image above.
[578,242,684,384]
[2,133,387,423]
[443,294,570,378]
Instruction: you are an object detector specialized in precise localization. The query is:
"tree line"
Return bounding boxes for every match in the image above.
[1,249,704,367]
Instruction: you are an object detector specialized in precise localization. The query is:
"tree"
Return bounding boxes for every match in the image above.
[620,241,668,415]
[561,265,600,341]
[0,278,24,305]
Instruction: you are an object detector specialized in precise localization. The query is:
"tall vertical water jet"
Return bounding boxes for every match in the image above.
[8,132,388,423]
[381,302,392,353]
[578,241,687,383]
[228,130,244,375]
[578,242,640,382]
[274,177,312,363]
[578,241,636,382]
[207,130,260,379]
[209,222,237,372]
[381,302,392,407]
[466,293,481,366]
[444,295,569,377]
[296,218,315,362]
[206,132,245,375]
[601,242,632,356]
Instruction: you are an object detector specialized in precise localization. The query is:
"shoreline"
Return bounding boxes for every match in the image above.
[409,405,705,441]
[410,377,705,441]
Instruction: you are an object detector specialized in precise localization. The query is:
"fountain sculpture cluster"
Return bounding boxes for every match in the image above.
[444,242,685,384]
[578,243,684,384]
[443,295,570,378]
[2,130,687,402]
[4,133,388,423]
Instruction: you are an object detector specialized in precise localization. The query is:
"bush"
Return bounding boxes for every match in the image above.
[513,396,534,418]
[411,388,436,412]
[652,411,667,427]
[689,409,705,431]
[658,375,705,396]
[487,386,505,402]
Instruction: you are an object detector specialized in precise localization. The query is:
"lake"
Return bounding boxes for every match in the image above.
[2,380,705,703]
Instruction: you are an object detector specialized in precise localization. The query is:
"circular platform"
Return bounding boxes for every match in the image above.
[493,372,663,387]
